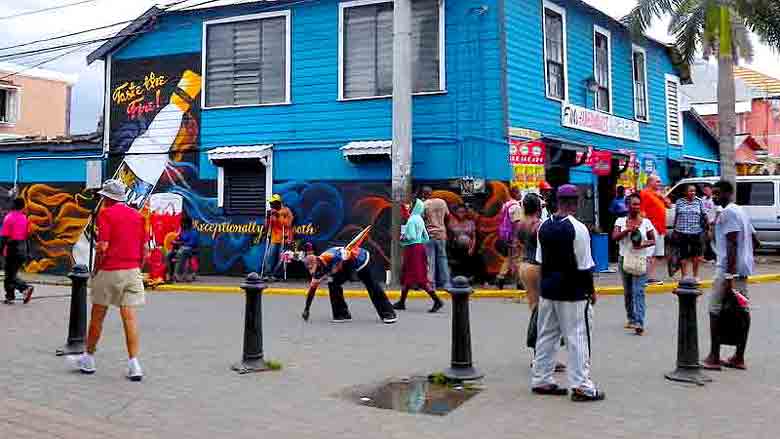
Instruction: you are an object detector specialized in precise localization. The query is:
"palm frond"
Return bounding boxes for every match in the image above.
[622,0,682,38]
[741,1,780,50]
[668,0,708,64]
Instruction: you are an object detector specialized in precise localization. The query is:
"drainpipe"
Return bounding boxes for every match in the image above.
[14,154,105,194]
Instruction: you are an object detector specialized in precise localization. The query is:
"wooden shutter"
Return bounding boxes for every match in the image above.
[224,160,266,216]
[665,75,683,145]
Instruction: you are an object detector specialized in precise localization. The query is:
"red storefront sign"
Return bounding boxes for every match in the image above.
[591,150,613,176]
[509,139,546,165]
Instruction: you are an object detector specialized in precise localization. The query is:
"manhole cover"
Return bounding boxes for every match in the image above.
[351,376,482,416]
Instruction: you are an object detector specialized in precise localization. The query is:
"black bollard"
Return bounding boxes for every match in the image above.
[665,278,712,386]
[231,273,270,374]
[443,276,484,381]
[55,265,90,356]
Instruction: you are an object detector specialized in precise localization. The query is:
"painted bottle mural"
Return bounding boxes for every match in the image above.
[72,70,202,267]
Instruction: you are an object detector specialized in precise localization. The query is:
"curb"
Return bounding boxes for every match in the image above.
[151,273,780,299]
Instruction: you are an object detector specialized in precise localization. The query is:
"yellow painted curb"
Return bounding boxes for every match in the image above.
[153,273,780,299]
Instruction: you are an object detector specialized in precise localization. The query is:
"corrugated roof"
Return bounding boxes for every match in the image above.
[734,66,780,97]
[0,62,78,84]
[207,145,273,160]
[341,140,391,157]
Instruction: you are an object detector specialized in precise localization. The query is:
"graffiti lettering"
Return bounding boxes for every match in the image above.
[112,72,169,105]
[193,220,318,238]
[126,90,162,120]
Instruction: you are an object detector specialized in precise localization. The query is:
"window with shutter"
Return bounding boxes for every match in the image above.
[0,87,20,124]
[204,11,290,108]
[593,26,611,113]
[224,160,266,216]
[339,0,444,100]
[542,1,567,101]
[632,46,649,122]
[665,74,683,145]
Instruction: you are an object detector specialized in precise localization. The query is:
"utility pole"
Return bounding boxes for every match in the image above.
[390,0,412,286]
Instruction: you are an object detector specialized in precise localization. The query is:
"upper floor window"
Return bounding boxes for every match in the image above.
[203,11,291,108]
[0,87,20,125]
[665,74,683,145]
[339,0,445,100]
[542,1,566,101]
[593,26,611,113]
[632,45,649,122]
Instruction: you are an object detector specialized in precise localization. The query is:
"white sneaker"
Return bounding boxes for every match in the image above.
[382,316,398,324]
[127,358,143,382]
[68,354,96,374]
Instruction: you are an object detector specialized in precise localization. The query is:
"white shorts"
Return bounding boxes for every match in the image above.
[653,234,665,257]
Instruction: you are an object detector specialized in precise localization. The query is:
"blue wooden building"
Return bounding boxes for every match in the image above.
[0,0,721,275]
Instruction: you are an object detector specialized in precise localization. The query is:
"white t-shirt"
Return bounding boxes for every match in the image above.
[614,216,656,258]
[714,203,755,276]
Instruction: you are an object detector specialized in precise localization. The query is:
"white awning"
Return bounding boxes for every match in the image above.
[341,140,391,158]
[207,145,273,161]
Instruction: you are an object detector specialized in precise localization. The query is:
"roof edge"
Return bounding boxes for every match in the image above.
[86,6,163,65]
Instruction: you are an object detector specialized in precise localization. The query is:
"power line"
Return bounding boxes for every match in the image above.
[0,19,132,52]
[0,0,98,21]
[0,44,93,82]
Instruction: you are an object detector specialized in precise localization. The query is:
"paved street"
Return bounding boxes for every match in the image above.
[2,283,779,438]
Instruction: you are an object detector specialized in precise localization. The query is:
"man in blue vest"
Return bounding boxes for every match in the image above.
[531,184,605,402]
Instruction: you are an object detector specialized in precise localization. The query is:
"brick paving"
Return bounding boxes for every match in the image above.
[1,282,779,438]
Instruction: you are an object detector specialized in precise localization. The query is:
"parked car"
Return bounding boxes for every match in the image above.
[666,176,780,250]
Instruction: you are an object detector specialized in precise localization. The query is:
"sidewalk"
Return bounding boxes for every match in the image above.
[8,258,780,298]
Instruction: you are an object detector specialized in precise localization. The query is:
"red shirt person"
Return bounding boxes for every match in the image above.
[70,179,148,381]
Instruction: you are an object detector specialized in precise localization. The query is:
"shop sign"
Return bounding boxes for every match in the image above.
[509,139,546,190]
[561,103,640,142]
[591,150,613,176]
[508,127,542,140]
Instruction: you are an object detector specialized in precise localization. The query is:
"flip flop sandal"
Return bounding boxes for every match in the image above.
[721,358,747,370]
[532,385,568,396]
[571,388,606,402]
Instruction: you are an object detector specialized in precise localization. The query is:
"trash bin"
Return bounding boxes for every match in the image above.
[591,233,609,273]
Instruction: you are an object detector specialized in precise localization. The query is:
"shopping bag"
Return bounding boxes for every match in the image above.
[718,289,750,346]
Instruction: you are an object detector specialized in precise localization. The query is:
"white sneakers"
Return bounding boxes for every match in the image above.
[127,358,143,382]
[69,353,96,374]
[67,354,143,382]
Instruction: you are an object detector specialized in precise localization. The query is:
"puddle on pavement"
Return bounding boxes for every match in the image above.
[351,376,482,416]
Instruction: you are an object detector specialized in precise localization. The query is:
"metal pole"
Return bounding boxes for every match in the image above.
[665,278,711,386]
[231,272,269,374]
[391,0,413,287]
[55,265,89,356]
[443,276,484,381]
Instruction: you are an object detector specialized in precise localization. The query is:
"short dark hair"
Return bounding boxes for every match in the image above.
[627,192,641,203]
[12,198,24,210]
[523,193,541,216]
[702,182,712,189]
[616,186,625,192]
[714,180,734,194]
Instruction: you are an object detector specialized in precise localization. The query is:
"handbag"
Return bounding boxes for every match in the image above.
[622,250,647,276]
[718,288,751,346]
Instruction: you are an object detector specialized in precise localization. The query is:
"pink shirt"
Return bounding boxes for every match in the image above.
[1,211,29,241]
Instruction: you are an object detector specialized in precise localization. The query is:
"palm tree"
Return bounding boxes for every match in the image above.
[624,0,780,185]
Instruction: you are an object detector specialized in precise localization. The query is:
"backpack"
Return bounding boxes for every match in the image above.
[498,202,515,242]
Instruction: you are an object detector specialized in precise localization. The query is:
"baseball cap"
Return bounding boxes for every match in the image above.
[539,181,553,191]
[269,194,282,203]
[557,184,579,199]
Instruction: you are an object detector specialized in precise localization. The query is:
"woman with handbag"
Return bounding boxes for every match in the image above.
[612,193,656,335]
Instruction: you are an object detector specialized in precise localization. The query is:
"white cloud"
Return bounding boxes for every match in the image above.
[1,0,778,134]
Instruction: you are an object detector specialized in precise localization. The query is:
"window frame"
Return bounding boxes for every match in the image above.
[737,182,776,207]
[592,24,612,114]
[541,0,568,102]
[0,85,21,126]
[632,44,650,123]
[214,147,274,211]
[337,0,447,101]
[665,73,684,146]
[201,10,292,110]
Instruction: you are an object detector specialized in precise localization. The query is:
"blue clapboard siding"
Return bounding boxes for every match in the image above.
[505,0,718,184]
[115,0,507,182]
[683,112,721,176]
[0,149,101,183]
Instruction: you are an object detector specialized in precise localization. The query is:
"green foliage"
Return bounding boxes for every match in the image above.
[266,360,283,371]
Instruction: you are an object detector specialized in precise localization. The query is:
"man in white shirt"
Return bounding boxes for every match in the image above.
[701,180,759,371]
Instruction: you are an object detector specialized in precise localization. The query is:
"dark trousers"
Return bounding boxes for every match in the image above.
[328,266,395,320]
[4,254,29,301]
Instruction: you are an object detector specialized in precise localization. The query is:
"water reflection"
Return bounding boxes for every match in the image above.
[356,377,481,416]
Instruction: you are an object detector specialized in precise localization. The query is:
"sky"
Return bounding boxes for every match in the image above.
[1,0,779,134]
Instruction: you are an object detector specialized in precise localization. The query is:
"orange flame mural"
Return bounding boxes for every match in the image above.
[20,184,95,273]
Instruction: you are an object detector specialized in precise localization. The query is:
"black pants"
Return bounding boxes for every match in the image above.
[4,253,29,301]
[328,266,396,320]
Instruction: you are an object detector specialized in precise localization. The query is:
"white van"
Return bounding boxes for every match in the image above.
[666,176,780,250]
